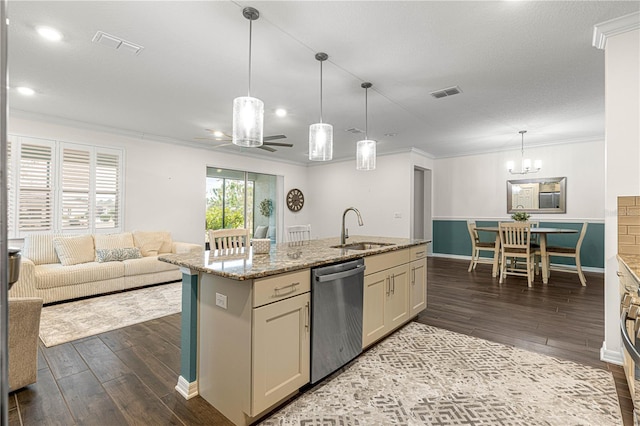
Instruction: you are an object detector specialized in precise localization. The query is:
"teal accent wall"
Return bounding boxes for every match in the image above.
[432,220,604,268]
[180,272,199,382]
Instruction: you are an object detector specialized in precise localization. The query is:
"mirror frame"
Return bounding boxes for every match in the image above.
[507,177,567,214]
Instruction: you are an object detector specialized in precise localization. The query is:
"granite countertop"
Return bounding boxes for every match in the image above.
[618,254,640,283]
[159,235,430,280]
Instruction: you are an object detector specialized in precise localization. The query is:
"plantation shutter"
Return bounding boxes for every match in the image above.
[18,142,54,232]
[61,147,91,230]
[95,151,120,229]
[7,135,15,235]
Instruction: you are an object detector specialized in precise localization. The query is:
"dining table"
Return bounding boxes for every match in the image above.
[474,226,578,284]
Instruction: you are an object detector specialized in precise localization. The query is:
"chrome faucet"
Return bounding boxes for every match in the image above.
[341,207,364,245]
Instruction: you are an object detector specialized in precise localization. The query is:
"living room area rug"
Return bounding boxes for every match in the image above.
[260,322,621,425]
[39,282,182,347]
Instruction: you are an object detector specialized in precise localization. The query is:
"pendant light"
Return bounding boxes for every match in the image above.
[506,130,541,175]
[356,82,376,171]
[232,7,263,148]
[309,52,333,161]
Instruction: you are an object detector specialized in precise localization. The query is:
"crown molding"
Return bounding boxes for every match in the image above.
[593,11,640,50]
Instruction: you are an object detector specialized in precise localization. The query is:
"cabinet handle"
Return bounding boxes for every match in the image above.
[391,274,395,295]
[305,301,310,332]
[415,251,425,257]
[386,276,390,296]
[273,282,299,297]
[412,267,415,286]
[617,271,623,277]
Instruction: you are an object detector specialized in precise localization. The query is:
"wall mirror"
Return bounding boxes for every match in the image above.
[507,177,566,214]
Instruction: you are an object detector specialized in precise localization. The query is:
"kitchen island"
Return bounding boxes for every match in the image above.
[159,236,429,425]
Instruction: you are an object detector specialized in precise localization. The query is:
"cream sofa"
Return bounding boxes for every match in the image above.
[8,231,202,304]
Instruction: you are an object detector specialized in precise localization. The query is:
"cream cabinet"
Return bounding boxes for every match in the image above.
[198,269,310,426]
[409,245,427,317]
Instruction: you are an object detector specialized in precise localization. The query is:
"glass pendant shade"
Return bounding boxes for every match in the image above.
[232,96,264,147]
[309,122,333,161]
[356,139,376,170]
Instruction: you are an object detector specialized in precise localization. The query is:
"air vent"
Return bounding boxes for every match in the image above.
[345,128,364,134]
[430,86,462,99]
[92,31,144,56]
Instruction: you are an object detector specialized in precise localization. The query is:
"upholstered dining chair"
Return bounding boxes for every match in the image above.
[208,228,249,251]
[467,221,499,272]
[286,224,311,244]
[544,222,589,286]
[499,221,535,287]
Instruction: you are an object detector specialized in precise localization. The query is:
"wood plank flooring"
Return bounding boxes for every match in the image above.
[8,256,631,425]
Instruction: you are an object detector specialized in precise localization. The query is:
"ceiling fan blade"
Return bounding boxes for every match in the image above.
[258,145,277,152]
[194,137,232,142]
[263,135,287,141]
[263,142,293,147]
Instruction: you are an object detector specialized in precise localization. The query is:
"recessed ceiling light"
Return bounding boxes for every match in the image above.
[36,26,63,42]
[275,108,287,117]
[384,133,398,137]
[16,87,35,96]
[213,130,224,138]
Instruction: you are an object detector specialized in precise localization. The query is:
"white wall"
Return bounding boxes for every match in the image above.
[602,27,640,364]
[308,152,431,240]
[9,117,310,245]
[433,140,605,222]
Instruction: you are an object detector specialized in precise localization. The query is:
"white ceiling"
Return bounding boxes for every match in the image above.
[7,1,639,164]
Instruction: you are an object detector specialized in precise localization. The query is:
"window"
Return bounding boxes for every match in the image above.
[7,135,124,238]
[206,167,277,241]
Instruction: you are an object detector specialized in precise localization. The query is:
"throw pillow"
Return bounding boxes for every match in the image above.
[23,234,61,265]
[94,232,135,250]
[96,247,142,263]
[53,235,95,266]
[254,225,268,239]
[133,231,173,256]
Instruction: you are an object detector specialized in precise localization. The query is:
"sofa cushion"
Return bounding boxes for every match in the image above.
[96,247,142,263]
[53,235,95,266]
[122,256,178,276]
[35,261,124,289]
[94,232,135,250]
[23,234,61,265]
[254,225,268,239]
[133,231,173,256]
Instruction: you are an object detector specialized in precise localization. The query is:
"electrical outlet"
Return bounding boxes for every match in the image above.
[215,293,227,309]
[394,212,402,219]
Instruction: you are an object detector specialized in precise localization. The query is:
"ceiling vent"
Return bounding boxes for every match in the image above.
[430,86,462,99]
[92,31,144,56]
[345,127,364,134]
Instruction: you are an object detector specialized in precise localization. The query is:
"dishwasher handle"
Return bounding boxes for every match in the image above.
[315,264,365,283]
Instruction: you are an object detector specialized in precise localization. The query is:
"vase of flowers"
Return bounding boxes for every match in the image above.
[511,212,531,222]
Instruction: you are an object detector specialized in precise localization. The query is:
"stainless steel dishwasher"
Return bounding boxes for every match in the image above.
[310,258,365,384]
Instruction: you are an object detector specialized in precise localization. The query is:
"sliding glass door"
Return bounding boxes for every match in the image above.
[206,167,276,241]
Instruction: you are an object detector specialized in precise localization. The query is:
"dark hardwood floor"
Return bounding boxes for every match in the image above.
[8,256,631,425]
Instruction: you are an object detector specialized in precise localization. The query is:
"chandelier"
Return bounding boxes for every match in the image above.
[507,130,541,175]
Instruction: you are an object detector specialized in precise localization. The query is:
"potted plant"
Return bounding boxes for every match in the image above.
[511,212,531,222]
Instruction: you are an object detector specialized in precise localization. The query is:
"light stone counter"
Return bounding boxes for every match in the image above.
[159,235,430,281]
[619,254,640,284]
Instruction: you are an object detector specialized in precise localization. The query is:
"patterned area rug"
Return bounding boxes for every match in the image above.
[39,282,181,347]
[261,322,621,425]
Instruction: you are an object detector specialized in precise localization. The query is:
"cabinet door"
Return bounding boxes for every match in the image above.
[252,293,310,415]
[410,257,427,317]
[362,269,389,348]
[386,265,410,331]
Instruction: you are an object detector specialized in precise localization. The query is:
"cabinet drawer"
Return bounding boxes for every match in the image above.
[365,249,410,276]
[410,244,427,261]
[253,269,310,308]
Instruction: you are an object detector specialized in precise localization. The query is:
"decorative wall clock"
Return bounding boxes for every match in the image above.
[286,188,304,212]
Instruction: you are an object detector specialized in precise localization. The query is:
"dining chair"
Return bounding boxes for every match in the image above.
[467,221,499,272]
[286,224,311,244]
[208,228,249,251]
[498,221,535,287]
[544,222,589,286]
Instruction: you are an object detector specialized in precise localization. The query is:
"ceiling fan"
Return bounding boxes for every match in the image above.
[195,130,293,152]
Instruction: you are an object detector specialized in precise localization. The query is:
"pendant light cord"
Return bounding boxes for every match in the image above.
[364,87,368,139]
[319,59,323,123]
[247,19,253,97]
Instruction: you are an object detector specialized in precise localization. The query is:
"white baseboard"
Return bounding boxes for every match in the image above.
[600,342,623,365]
[175,376,198,400]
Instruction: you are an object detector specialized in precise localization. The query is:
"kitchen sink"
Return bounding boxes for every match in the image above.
[330,242,395,250]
